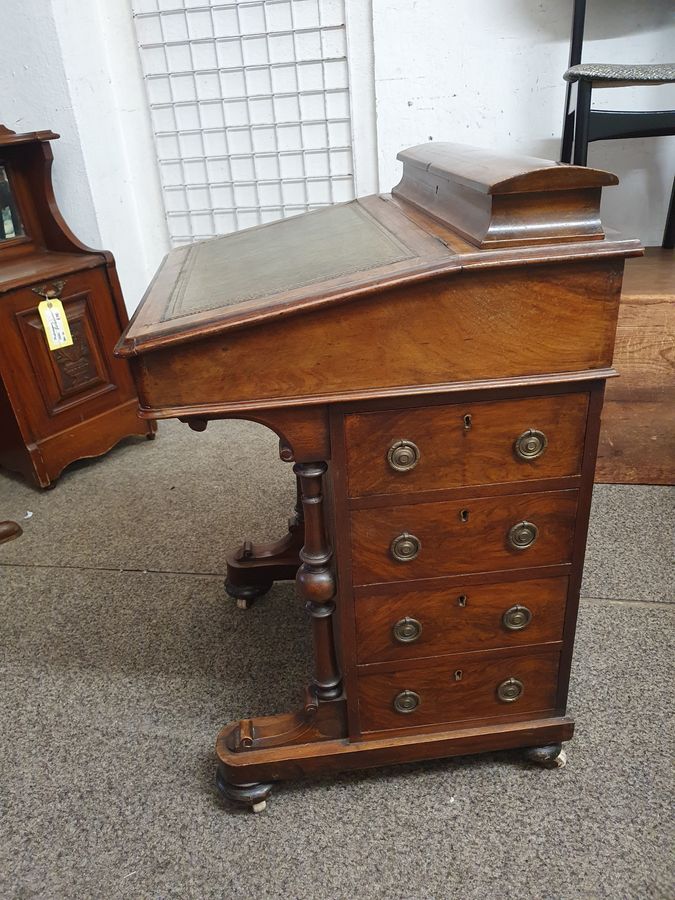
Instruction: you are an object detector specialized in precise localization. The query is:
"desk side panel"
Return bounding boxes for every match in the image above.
[132,258,623,412]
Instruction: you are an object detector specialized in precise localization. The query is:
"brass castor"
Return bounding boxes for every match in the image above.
[216,768,273,813]
[524,743,567,769]
[224,579,273,610]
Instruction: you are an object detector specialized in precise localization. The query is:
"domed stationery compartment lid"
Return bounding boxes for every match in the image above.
[393,142,619,249]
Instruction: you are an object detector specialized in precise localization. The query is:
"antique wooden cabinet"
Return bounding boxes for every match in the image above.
[0,125,154,488]
[116,143,640,811]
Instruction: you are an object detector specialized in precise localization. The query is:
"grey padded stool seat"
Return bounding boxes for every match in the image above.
[564,62,675,88]
[560,1,674,247]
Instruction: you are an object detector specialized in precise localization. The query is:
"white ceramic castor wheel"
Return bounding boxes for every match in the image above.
[551,748,567,768]
[224,578,273,610]
[216,770,274,812]
[525,743,567,769]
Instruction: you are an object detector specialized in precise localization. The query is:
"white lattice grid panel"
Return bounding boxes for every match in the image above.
[132,0,356,245]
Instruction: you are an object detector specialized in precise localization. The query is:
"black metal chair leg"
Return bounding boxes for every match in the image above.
[573,80,592,166]
[561,0,587,164]
[560,105,575,163]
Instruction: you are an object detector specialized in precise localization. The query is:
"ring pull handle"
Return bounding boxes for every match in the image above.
[390,532,421,562]
[393,690,420,714]
[387,439,420,472]
[514,429,548,460]
[497,678,524,703]
[502,605,532,631]
[507,521,538,550]
[392,617,422,644]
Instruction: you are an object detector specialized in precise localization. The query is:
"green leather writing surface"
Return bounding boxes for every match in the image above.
[162,201,415,322]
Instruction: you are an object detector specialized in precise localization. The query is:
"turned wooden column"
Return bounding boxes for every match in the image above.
[293,462,342,701]
[293,473,304,529]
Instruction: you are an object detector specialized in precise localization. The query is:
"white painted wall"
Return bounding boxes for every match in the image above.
[345,0,380,197]
[0,1,102,247]
[372,0,675,246]
[0,0,169,311]
[1,0,670,307]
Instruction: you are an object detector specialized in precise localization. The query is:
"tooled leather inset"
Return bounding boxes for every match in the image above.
[162,201,417,322]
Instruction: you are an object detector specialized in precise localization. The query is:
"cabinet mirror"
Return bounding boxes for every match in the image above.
[0,165,25,241]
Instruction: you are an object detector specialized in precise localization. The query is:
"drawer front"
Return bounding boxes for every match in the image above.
[350,490,578,585]
[345,393,589,497]
[357,651,560,733]
[355,576,568,663]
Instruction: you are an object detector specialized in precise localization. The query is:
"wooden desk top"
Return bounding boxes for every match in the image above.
[117,143,640,360]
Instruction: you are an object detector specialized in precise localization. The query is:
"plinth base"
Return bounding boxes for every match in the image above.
[216,715,575,808]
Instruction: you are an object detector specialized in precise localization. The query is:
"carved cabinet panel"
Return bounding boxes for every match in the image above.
[16,290,114,416]
[5,268,137,437]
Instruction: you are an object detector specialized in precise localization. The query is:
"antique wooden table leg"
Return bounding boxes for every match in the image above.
[216,459,346,810]
[224,472,305,609]
[182,419,306,609]
[293,462,342,701]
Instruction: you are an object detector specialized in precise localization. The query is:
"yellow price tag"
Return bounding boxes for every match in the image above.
[37,298,73,351]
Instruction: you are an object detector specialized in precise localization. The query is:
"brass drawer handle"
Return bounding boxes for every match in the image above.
[393,690,420,713]
[497,677,524,703]
[514,429,548,460]
[392,617,422,643]
[507,521,538,550]
[390,532,421,562]
[31,280,66,300]
[502,605,533,631]
[387,439,420,472]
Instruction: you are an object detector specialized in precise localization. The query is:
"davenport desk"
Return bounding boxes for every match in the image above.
[116,144,640,811]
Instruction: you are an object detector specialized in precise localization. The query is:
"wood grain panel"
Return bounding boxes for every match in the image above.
[357,650,560,733]
[350,490,578,585]
[355,576,568,663]
[135,260,622,411]
[345,393,589,497]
